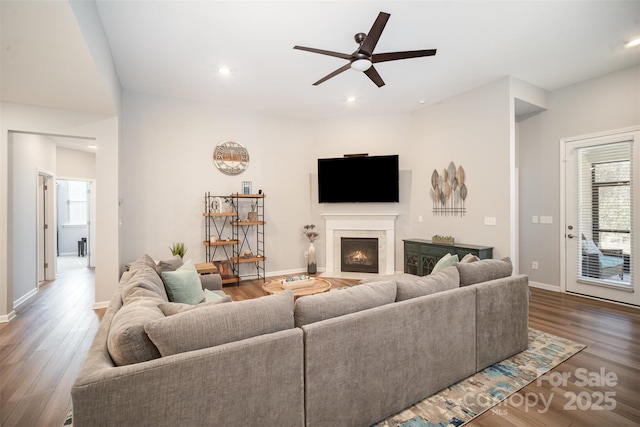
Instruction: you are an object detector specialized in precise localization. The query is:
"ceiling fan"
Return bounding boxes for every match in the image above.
[294,11,437,87]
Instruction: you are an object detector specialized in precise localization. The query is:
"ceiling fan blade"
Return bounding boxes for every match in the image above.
[313,63,352,86]
[293,45,351,60]
[359,12,390,56]
[364,66,385,87]
[372,49,437,63]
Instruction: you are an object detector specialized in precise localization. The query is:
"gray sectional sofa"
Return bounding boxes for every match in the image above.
[71,255,529,427]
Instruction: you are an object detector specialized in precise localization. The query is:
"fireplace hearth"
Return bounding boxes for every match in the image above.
[341,237,379,274]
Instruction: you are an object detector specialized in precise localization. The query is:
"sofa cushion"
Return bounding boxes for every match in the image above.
[145,290,294,356]
[432,253,459,273]
[158,295,233,316]
[161,259,205,304]
[395,266,460,301]
[294,281,396,327]
[358,273,419,284]
[107,297,164,366]
[456,257,513,286]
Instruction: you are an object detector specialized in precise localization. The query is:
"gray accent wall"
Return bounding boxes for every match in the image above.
[518,65,640,289]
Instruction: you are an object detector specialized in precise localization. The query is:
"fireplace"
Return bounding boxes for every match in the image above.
[322,214,397,275]
[341,238,379,274]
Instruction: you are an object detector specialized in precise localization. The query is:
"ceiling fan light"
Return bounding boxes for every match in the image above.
[625,38,640,48]
[351,59,372,72]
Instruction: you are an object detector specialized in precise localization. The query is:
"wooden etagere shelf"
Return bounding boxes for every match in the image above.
[204,191,266,285]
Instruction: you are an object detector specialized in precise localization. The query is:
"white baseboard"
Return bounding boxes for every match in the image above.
[14,288,37,309]
[529,281,561,292]
[93,301,109,310]
[0,310,16,323]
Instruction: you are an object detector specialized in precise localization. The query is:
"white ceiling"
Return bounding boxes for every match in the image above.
[2,1,639,120]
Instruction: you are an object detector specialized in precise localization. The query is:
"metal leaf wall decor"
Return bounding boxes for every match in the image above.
[430,161,467,216]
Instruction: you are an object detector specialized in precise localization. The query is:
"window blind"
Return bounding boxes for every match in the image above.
[577,141,632,286]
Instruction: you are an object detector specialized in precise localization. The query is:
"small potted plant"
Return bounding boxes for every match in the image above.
[169,242,187,259]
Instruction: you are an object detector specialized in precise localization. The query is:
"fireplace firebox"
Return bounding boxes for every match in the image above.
[340,237,379,273]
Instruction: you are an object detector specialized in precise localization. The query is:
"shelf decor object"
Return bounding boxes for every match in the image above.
[302,224,319,275]
[432,235,455,245]
[430,161,467,217]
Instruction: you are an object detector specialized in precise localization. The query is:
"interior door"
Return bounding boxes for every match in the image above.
[563,129,639,305]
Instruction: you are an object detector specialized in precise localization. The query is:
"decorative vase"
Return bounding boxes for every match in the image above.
[307,242,317,275]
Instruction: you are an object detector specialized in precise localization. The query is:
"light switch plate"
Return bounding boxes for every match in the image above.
[484,217,497,226]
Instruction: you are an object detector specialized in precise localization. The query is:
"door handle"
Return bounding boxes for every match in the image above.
[567,234,574,239]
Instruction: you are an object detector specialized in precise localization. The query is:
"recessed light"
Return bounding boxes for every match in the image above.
[346,96,357,103]
[625,38,640,48]
[418,99,426,105]
[218,66,231,75]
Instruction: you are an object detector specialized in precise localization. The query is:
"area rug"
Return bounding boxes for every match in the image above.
[375,328,585,427]
[63,328,584,427]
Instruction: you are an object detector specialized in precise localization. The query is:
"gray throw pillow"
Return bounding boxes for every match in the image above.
[395,266,460,301]
[121,263,169,302]
[156,255,184,275]
[293,281,396,327]
[456,257,513,287]
[128,254,157,275]
[460,253,480,263]
[107,298,163,366]
[145,290,294,357]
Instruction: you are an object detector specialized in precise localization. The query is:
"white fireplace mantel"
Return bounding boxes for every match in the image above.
[322,213,398,275]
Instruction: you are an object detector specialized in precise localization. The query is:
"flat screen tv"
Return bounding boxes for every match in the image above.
[318,155,399,203]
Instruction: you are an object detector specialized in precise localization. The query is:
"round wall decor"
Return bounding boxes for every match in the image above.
[213,140,249,175]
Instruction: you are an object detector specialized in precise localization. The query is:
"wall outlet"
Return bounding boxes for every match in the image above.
[484,216,497,226]
[532,261,539,270]
[418,215,423,223]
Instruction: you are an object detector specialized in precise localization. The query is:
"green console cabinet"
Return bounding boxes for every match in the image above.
[403,239,493,276]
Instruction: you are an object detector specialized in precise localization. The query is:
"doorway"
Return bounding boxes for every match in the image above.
[562,127,639,305]
[56,179,92,273]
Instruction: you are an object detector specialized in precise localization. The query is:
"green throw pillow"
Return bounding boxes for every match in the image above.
[204,289,223,302]
[161,259,205,304]
[432,253,459,273]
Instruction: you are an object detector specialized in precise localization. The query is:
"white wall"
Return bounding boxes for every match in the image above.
[0,102,119,319]
[8,133,56,305]
[57,146,96,179]
[119,92,315,275]
[518,65,640,288]
[409,78,513,259]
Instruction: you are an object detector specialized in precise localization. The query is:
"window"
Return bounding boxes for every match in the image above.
[67,181,88,225]
[591,160,630,254]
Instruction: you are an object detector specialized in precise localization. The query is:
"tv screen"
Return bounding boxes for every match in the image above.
[318,155,399,203]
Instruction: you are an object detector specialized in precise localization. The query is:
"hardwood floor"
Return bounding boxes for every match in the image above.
[1,270,638,426]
